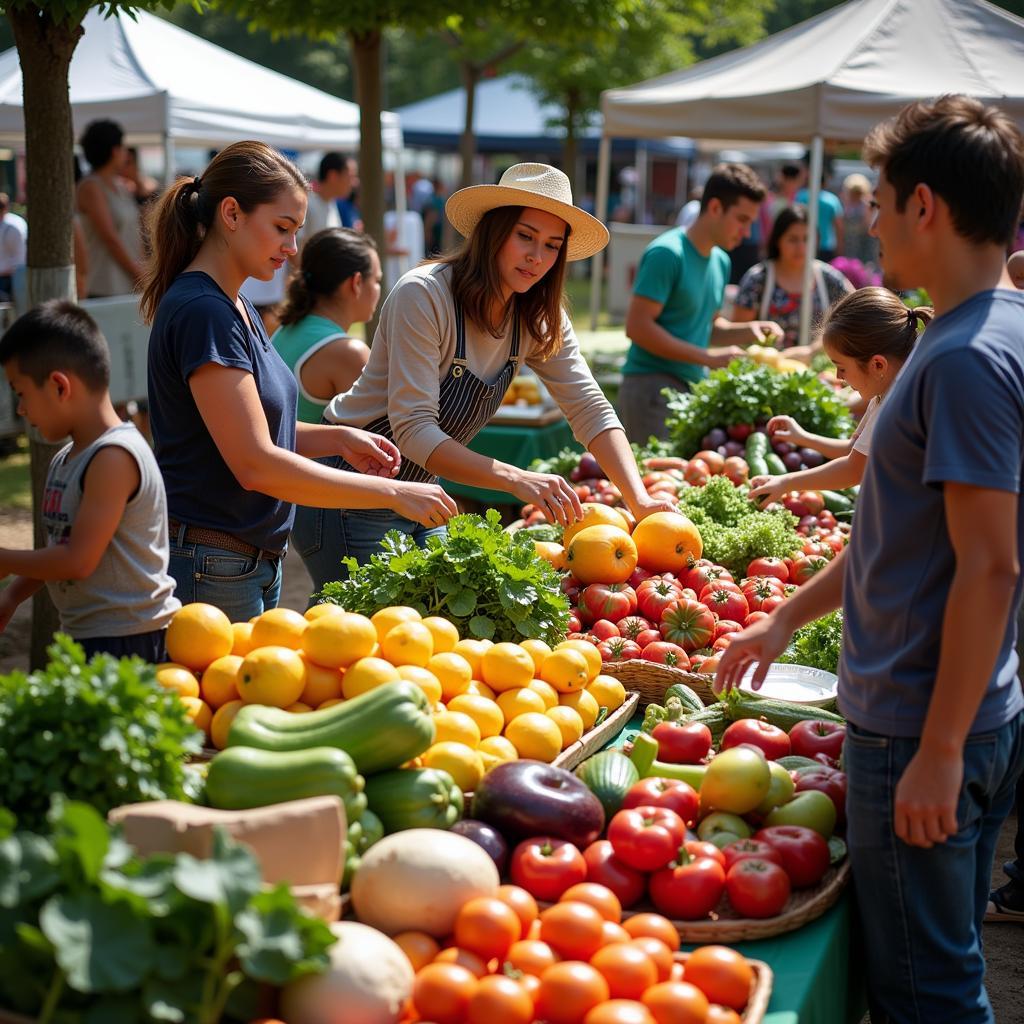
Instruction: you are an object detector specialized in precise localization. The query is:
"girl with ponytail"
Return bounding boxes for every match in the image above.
[748,286,929,507]
[143,142,455,619]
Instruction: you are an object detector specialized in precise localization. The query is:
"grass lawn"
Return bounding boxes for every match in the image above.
[0,435,31,511]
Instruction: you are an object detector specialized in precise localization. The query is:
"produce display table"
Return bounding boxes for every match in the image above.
[439,415,580,508]
[610,714,867,1024]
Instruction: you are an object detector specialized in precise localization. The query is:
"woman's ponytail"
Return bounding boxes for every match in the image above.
[822,286,928,365]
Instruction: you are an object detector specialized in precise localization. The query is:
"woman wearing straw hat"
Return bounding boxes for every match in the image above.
[301,162,677,590]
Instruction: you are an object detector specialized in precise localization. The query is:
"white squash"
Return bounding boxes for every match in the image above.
[280,920,413,1024]
[350,828,499,936]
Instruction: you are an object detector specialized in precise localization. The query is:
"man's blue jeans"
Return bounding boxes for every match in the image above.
[845,712,1024,1023]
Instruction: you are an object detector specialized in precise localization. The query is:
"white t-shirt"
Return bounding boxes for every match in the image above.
[0,216,26,275]
[300,190,341,248]
[851,396,880,456]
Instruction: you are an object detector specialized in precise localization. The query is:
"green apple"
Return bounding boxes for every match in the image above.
[701,746,771,814]
[765,790,837,838]
[697,811,753,846]
[755,761,797,815]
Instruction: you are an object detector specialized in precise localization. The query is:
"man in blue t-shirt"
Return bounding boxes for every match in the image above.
[718,96,1024,1022]
[796,178,844,263]
[619,163,782,443]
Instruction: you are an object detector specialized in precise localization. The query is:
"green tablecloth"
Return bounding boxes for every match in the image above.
[610,716,866,1024]
[439,418,581,508]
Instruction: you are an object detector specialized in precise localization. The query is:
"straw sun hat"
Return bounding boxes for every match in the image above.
[445,162,609,261]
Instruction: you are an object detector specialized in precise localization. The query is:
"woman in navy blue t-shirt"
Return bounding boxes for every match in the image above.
[141,142,456,621]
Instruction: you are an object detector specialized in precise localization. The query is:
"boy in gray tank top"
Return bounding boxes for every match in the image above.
[0,301,179,660]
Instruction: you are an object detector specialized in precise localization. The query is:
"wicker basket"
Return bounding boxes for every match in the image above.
[629,860,851,944]
[674,952,774,1023]
[600,659,719,708]
[551,692,639,772]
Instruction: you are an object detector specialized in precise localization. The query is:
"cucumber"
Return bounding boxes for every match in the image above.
[664,682,705,715]
[227,680,435,774]
[820,490,855,514]
[575,750,639,819]
[364,767,463,834]
[682,703,730,745]
[204,745,365,817]
[746,456,769,478]
[744,433,770,458]
[776,755,824,772]
[764,452,788,475]
[720,690,845,732]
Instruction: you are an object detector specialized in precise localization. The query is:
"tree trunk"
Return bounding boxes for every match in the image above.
[458,62,481,191]
[563,89,580,198]
[8,8,81,669]
[350,30,384,264]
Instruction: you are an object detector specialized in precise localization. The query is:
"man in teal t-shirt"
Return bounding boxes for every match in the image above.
[620,163,783,443]
[796,184,844,262]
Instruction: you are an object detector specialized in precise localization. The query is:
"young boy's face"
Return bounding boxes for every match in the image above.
[4,363,71,443]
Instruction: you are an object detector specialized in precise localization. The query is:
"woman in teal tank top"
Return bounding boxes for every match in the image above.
[272,228,379,423]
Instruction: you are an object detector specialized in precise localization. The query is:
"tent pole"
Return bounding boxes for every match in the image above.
[162,133,175,187]
[590,134,612,331]
[393,144,409,277]
[799,135,823,347]
[635,142,648,224]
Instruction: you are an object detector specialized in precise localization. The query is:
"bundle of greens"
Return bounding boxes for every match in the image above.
[677,476,801,577]
[529,445,583,479]
[319,510,570,645]
[0,636,203,831]
[0,799,333,1023]
[664,359,854,456]
[778,610,845,674]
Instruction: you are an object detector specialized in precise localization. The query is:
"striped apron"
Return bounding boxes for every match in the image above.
[338,301,521,483]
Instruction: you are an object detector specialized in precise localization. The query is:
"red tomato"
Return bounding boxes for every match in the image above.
[753,825,831,888]
[683,839,727,866]
[698,580,743,600]
[635,629,663,648]
[650,722,713,767]
[510,837,588,901]
[628,567,656,589]
[720,839,784,874]
[743,611,770,627]
[636,579,684,623]
[616,615,653,641]
[622,778,701,826]
[649,852,726,920]
[607,806,687,872]
[583,840,647,909]
[788,720,846,761]
[712,619,743,643]
[724,858,791,918]
[591,619,621,641]
[711,635,734,652]
[700,588,749,623]
[567,612,583,634]
[640,641,691,670]
[598,638,643,663]
[799,490,825,515]
[684,459,711,486]
[758,594,786,614]
[740,577,785,612]
[659,599,716,652]
[791,555,830,585]
[719,719,791,760]
[722,456,749,486]
[582,583,637,623]
[746,557,789,582]
[680,562,730,593]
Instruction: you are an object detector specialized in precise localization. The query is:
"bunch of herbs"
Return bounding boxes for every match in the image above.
[778,610,845,674]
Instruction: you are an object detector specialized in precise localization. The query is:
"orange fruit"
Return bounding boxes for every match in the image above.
[504,711,562,762]
[284,701,313,713]
[563,503,631,547]
[497,687,547,723]
[393,931,440,972]
[422,616,460,654]
[200,654,242,708]
[412,962,478,1023]
[341,656,400,699]
[558,689,600,730]
[423,741,484,792]
[630,512,703,573]
[396,664,442,704]
[236,646,307,707]
[381,620,434,667]
[428,651,475,701]
[304,603,344,622]
[465,679,497,700]
[301,610,378,668]
[589,945,657,1001]
[520,638,553,673]
[230,622,256,657]
[478,734,518,763]
[587,674,627,712]
[534,541,568,571]
[453,638,493,679]
[209,699,243,749]
[155,663,200,699]
[448,693,504,738]
[179,696,212,736]
[299,656,343,706]
[250,607,308,650]
[481,642,536,693]
[166,604,233,671]
[318,698,343,709]
[433,709,481,747]
[547,705,584,748]
[455,897,523,962]
[642,981,710,1024]
[566,525,638,585]
[371,605,422,643]
[535,961,609,1024]
[467,974,533,1024]
[528,677,560,709]
[540,647,590,694]
[557,639,602,682]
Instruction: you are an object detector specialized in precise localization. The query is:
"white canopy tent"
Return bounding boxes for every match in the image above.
[591,0,1024,336]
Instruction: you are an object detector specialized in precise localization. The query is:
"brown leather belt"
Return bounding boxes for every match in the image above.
[168,520,283,561]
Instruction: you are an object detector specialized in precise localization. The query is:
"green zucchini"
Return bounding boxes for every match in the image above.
[720,690,844,732]
[343,808,384,891]
[575,750,639,819]
[664,682,705,715]
[820,490,855,514]
[365,767,464,834]
[746,456,769,478]
[744,433,769,458]
[204,745,364,817]
[682,703,730,744]
[764,452,788,475]
[227,680,435,774]
[776,755,824,772]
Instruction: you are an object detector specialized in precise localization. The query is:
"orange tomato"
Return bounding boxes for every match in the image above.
[412,962,478,1024]
[454,897,522,962]
[705,1007,742,1024]
[581,999,656,1024]
[393,930,440,972]
[505,939,558,977]
[535,961,610,1024]
[434,946,490,978]
[561,882,622,924]
[641,980,711,1024]
[519,972,541,1007]
[540,901,606,961]
[621,913,679,952]
[627,937,674,983]
[589,943,658,1000]
[682,946,754,1012]
[600,920,632,947]
[466,974,534,1024]
[496,884,539,934]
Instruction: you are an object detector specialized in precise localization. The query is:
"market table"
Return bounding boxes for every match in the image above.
[610,715,867,1024]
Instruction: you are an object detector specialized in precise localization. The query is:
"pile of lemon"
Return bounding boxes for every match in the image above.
[156,602,627,790]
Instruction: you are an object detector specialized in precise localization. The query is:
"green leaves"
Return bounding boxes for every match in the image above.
[778,610,844,674]
[320,511,570,645]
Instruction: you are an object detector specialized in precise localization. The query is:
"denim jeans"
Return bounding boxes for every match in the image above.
[168,537,282,623]
[293,503,447,600]
[845,712,1024,1023]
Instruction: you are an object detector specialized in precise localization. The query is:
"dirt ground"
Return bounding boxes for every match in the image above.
[1,507,1020,1017]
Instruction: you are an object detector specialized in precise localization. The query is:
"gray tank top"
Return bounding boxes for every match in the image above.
[80,174,143,297]
[43,422,180,639]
